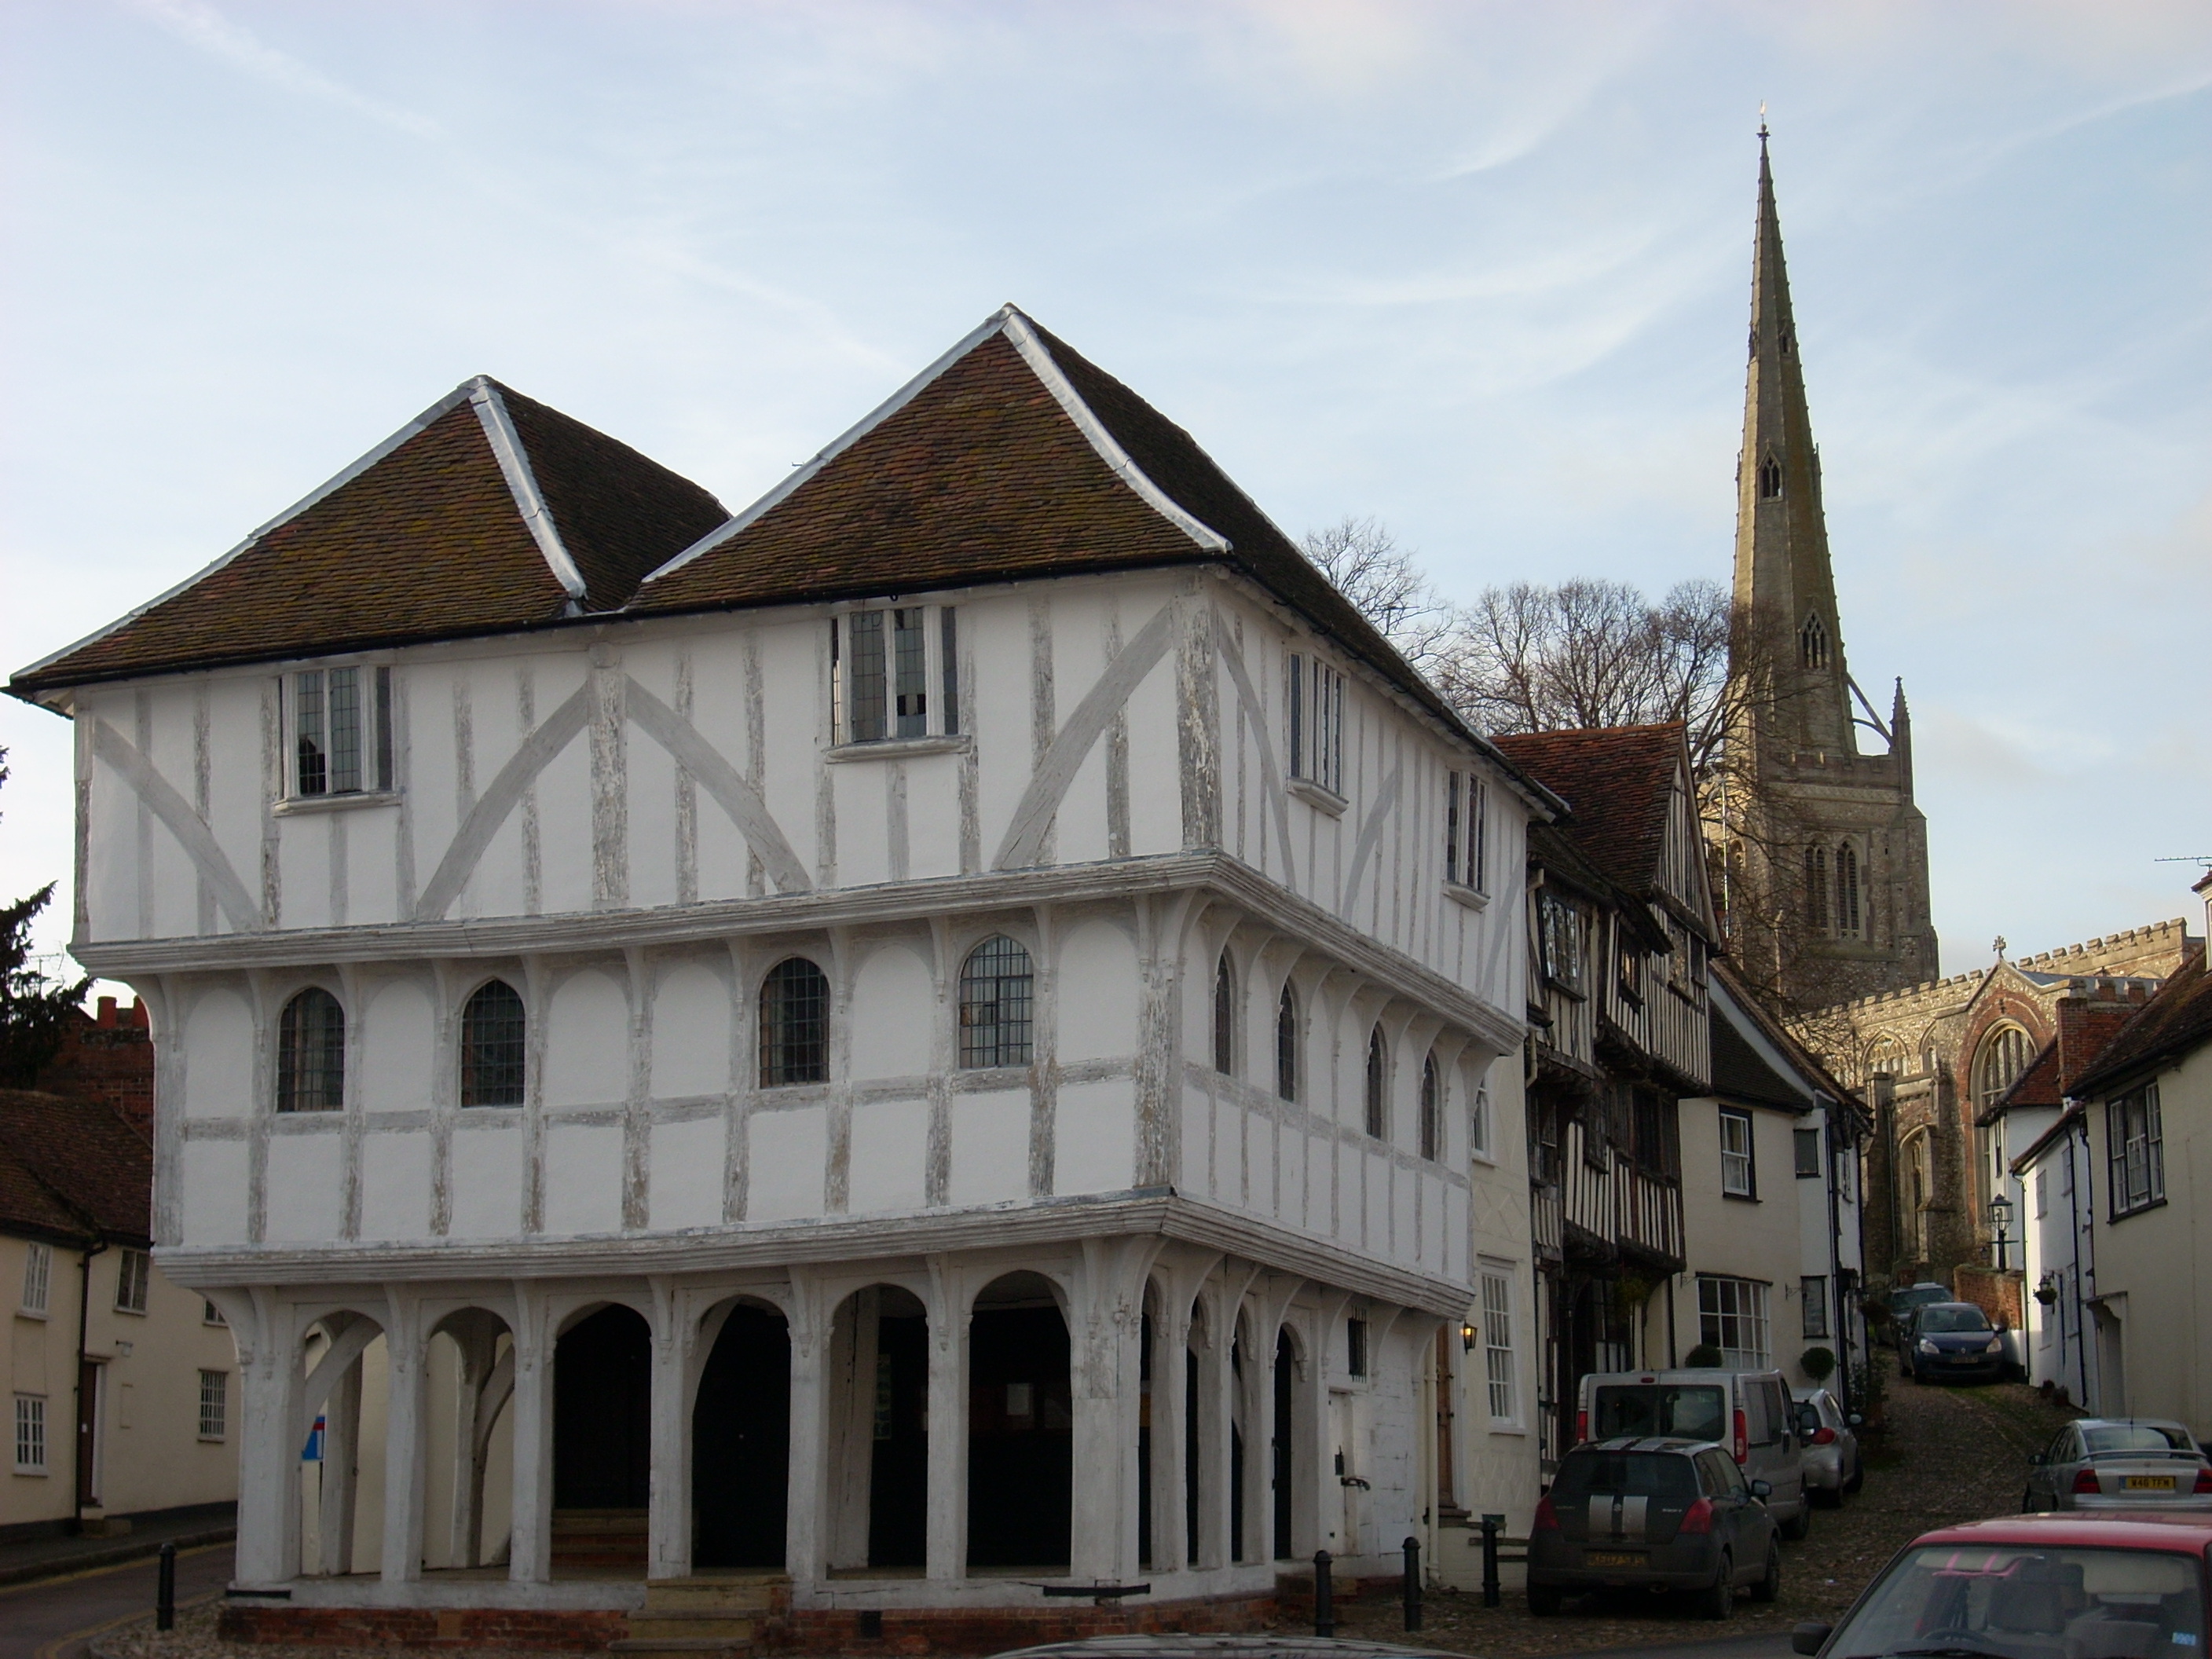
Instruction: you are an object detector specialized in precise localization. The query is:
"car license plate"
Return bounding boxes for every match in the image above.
[2124,1475,2177,1492]
[1950,1354,1981,1364]
[1586,1551,1644,1568]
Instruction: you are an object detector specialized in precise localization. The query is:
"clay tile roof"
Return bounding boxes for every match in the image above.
[1987,1041,2064,1119]
[2071,944,2212,1099]
[1489,723,1685,895]
[632,306,1555,804]
[12,379,727,698]
[0,1090,152,1246]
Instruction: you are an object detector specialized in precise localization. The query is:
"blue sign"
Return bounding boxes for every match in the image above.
[302,1414,325,1463]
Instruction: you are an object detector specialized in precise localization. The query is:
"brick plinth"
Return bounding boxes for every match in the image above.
[782,1591,1274,1654]
[215,1604,631,1649]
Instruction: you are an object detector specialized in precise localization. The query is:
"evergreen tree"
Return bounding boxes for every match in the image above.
[0,748,90,1086]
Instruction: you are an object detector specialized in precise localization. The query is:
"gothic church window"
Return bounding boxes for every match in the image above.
[1835,842,1862,937]
[1757,452,1783,500]
[1799,613,1829,670]
[460,980,526,1107]
[1275,984,1299,1104]
[1211,951,1236,1075]
[1419,1053,1441,1162]
[760,957,830,1086]
[1804,845,1829,932]
[276,987,345,1112]
[958,936,1033,1069]
[1972,1023,2033,1115]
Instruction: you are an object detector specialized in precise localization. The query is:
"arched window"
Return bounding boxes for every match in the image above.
[1903,1129,1932,1263]
[1865,1034,1906,1080]
[460,980,526,1107]
[957,936,1033,1070]
[1275,985,1298,1104]
[1212,952,1236,1075]
[1800,612,1829,669]
[276,987,344,1112]
[1758,452,1783,499]
[760,957,830,1086]
[1364,1026,1388,1141]
[1973,1024,2034,1113]
[1835,842,1861,937]
[1804,845,1829,932]
[1419,1054,1441,1162]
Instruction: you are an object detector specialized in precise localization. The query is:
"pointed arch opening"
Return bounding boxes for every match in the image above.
[1803,845,1830,934]
[553,1303,652,1574]
[1974,1023,2034,1115]
[1212,951,1236,1075]
[822,1285,925,1572]
[692,1298,790,1569]
[1419,1053,1441,1162]
[1364,1026,1388,1141]
[1758,452,1784,500]
[1800,611,1829,670]
[1274,984,1299,1104]
[967,1272,1071,1570]
[1835,841,1862,937]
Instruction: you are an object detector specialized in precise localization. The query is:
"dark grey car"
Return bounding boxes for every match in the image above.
[1899,1302,2006,1383]
[1528,1437,1781,1620]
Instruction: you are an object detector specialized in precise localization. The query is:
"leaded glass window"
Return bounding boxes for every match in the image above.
[277,987,345,1111]
[958,936,1033,1069]
[460,980,526,1107]
[760,958,830,1086]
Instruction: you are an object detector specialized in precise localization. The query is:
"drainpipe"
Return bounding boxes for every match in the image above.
[1820,1096,1850,1423]
[72,1236,107,1534]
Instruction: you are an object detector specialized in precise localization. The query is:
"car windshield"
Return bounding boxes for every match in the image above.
[1592,1385,1727,1443]
[2082,1425,2200,1456]
[1919,1307,1994,1334]
[1551,1451,1700,1503]
[1831,1544,2206,1659]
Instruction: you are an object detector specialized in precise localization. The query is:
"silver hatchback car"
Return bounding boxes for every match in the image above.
[2022,1417,2212,1511]
[1790,1389,1862,1506]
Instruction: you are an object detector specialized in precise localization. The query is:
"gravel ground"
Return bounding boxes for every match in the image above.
[1329,1377,2082,1657]
[87,1378,2082,1659]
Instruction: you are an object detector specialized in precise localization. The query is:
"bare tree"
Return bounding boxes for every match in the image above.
[1300,517,1452,669]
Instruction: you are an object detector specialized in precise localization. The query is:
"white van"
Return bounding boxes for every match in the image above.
[1574,1368,1811,1539]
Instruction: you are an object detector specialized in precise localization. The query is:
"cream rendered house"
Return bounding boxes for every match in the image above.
[9,308,1548,1646]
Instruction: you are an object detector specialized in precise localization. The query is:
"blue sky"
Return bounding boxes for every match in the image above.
[3,1,2207,986]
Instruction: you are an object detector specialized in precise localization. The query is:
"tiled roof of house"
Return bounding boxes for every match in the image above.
[1710,1005,1815,1111]
[1491,723,1685,896]
[1989,1042,2064,1115]
[0,1090,152,1247]
[12,379,727,696]
[2071,944,2212,1099]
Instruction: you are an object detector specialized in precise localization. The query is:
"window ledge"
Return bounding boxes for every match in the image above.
[1288,777,1347,817]
[13,1466,50,1478]
[274,790,401,817]
[114,1306,148,1318]
[1445,881,1490,912]
[2111,1197,2166,1222]
[15,1309,49,1322]
[1723,1190,1761,1203]
[826,734,971,764]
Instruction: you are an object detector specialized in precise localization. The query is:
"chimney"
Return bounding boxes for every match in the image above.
[97,996,117,1027]
[2054,980,2152,1094]
[130,998,149,1030]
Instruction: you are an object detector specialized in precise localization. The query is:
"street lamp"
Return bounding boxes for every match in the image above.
[1988,1192,2014,1271]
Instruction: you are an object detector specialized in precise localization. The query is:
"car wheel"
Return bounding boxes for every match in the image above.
[1749,1541,1782,1604]
[1844,1463,1864,1496]
[1814,1482,1843,1509]
[1782,1500,1811,1542]
[1527,1584,1563,1617]
[1697,1555,1736,1621]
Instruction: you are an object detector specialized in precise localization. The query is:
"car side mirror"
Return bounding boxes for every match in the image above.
[1750,1478,1773,1498]
[1848,1413,1863,1427]
[1793,1623,1833,1656]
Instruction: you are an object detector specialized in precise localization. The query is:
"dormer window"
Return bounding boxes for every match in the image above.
[1757,452,1783,500]
[831,605,958,745]
[289,666,394,798]
[1286,651,1345,797]
[1799,612,1829,670]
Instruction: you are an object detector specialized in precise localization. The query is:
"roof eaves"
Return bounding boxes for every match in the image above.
[467,379,585,609]
[10,378,489,705]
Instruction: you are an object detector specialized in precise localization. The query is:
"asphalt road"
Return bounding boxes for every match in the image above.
[0,1543,233,1659]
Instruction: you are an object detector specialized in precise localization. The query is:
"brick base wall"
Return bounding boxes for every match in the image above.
[782,1591,1275,1654]
[215,1605,631,1649]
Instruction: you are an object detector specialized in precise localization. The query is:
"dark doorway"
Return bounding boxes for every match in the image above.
[693,1303,790,1569]
[1137,1310,1153,1569]
[967,1275,1071,1569]
[76,1360,101,1507]
[868,1298,928,1568]
[1273,1331,1294,1558]
[555,1305,651,1509]
[1229,1335,1245,1562]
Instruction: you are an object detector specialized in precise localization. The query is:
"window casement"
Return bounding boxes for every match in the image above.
[1800,1275,1830,1340]
[1793,1127,1822,1179]
[1470,1082,1492,1159]
[1757,451,1783,500]
[1286,651,1345,798]
[276,987,345,1112]
[957,936,1034,1070]
[2108,1082,2164,1219]
[460,980,526,1108]
[14,1394,46,1472]
[1274,984,1299,1104]
[1804,845,1830,933]
[1537,892,1584,995]
[1800,612,1829,670]
[287,665,394,799]
[1418,1053,1441,1162]
[759,957,830,1086]
[1346,1316,1368,1379]
[1444,770,1489,895]
[20,1243,53,1316]
[1719,1108,1756,1198]
[203,1300,226,1328]
[830,605,959,746]
[1834,842,1862,937]
[1697,1274,1771,1369]
[1617,936,1644,1005]
[1479,1269,1518,1424]
[1210,952,1236,1075]
[115,1248,150,1315]
[1364,1026,1388,1141]
[197,1369,228,1441]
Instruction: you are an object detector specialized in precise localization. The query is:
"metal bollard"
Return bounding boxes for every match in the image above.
[1313,1549,1335,1638]
[1402,1536,1422,1631]
[157,1540,177,1632]
[1480,1513,1504,1609]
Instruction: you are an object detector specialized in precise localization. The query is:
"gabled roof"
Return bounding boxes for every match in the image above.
[1708,960,1869,1129]
[2071,944,2212,1100]
[1492,723,1690,901]
[12,379,728,699]
[1711,1007,1815,1112]
[0,1090,152,1247]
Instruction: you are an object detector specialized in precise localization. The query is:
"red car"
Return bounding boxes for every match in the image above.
[1794,1512,2211,1658]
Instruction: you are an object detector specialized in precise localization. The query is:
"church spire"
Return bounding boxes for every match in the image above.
[1734,123,1855,757]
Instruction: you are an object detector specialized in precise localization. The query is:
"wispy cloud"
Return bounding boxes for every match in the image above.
[124,0,440,137]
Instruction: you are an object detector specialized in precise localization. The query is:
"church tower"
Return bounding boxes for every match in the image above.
[1716,126,1939,1007]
